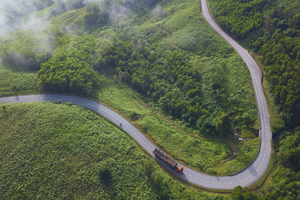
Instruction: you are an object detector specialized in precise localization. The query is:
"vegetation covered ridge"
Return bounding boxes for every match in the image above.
[0,0,258,176]
[0,102,229,199]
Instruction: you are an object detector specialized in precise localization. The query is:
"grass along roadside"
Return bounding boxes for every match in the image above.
[246,150,277,191]
[101,102,257,195]
[97,83,259,176]
[0,64,38,97]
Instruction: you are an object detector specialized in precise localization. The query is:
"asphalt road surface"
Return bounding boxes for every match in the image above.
[0,0,271,190]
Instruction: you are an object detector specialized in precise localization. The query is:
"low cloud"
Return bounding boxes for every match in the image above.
[0,0,86,36]
[110,4,132,25]
[0,0,143,36]
[151,5,165,19]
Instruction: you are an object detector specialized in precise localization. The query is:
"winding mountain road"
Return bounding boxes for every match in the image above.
[0,0,271,190]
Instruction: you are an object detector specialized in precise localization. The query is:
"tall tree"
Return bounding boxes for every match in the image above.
[216,114,232,136]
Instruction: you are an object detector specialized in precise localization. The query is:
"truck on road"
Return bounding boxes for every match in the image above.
[153,149,183,174]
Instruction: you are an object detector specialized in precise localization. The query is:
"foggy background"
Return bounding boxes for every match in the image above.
[0,0,146,36]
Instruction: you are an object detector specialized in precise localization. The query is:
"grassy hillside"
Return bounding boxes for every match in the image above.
[0,0,259,177]
[0,102,229,199]
[0,64,37,97]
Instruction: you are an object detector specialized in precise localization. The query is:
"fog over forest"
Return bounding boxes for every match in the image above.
[0,0,139,36]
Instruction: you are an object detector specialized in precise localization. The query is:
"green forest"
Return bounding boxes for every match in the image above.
[209,0,268,39]
[208,0,300,130]
[1,0,299,199]
[208,0,300,199]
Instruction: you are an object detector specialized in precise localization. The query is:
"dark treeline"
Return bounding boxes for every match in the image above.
[37,31,105,96]
[257,3,300,129]
[258,5,300,129]
[209,0,268,39]
[262,36,300,128]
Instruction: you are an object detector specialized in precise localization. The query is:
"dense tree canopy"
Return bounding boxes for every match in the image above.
[260,1,300,128]
[209,0,300,129]
[256,128,300,200]
[209,0,267,38]
[37,56,100,95]
[278,128,300,170]
[99,39,252,134]
[231,185,259,200]
[262,36,300,127]
[256,5,300,128]
[37,34,103,95]
[114,48,212,130]
[216,114,232,136]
